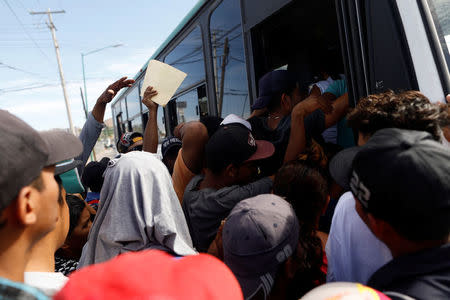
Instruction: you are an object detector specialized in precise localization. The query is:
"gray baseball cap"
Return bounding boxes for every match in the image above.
[0,110,82,211]
[223,194,299,299]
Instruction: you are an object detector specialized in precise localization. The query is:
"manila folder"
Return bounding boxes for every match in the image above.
[140,59,187,107]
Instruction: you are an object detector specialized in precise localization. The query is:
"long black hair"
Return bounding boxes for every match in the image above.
[273,161,328,298]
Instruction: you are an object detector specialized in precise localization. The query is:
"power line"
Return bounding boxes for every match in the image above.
[0,61,45,76]
[0,23,47,27]
[2,0,53,64]
[0,77,115,94]
[0,83,57,94]
[15,0,29,12]
[0,39,52,41]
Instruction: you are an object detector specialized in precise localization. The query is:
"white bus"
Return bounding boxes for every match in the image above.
[110,0,449,142]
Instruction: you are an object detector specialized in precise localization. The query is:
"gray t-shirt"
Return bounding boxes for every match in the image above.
[182,175,273,252]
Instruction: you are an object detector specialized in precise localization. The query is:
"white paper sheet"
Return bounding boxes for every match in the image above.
[140,60,187,107]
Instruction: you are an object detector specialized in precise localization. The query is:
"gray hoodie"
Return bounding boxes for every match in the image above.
[78,151,197,268]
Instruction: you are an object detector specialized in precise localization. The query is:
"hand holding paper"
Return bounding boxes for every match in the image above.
[142,86,158,111]
[140,60,187,107]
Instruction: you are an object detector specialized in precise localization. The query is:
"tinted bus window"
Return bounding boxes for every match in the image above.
[426,0,450,70]
[210,0,250,118]
[131,117,143,133]
[173,87,205,124]
[126,85,141,119]
[157,106,166,139]
[112,103,120,128]
[165,26,206,92]
[142,102,166,140]
[120,99,128,120]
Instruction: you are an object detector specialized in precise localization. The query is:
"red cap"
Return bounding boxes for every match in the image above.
[55,250,243,300]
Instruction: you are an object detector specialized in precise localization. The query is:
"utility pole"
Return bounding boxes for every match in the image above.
[218,37,229,117]
[212,32,219,104]
[30,9,75,135]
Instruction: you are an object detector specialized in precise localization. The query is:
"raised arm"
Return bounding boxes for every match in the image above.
[309,84,322,97]
[92,77,135,123]
[77,77,134,171]
[324,92,349,129]
[141,86,159,153]
[284,95,333,163]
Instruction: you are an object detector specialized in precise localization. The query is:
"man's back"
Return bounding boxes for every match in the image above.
[182,175,272,252]
[368,244,450,299]
[326,192,392,283]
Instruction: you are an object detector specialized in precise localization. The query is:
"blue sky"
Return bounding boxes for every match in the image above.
[0,0,198,130]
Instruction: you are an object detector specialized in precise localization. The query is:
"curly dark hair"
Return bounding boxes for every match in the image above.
[273,161,328,298]
[347,90,444,141]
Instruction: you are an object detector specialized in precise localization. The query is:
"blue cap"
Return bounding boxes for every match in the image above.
[252,70,298,110]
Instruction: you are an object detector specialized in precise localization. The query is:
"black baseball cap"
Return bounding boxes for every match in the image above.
[252,70,298,110]
[117,132,143,153]
[206,124,274,173]
[81,157,110,191]
[0,110,83,211]
[161,137,182,158]
[349,128,450,241]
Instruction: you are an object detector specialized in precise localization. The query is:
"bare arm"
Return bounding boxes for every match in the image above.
[284,96,333,163]
[92,77,135,123]
[248,107,267,119]
[324,92,349,129]
[174,121,209,174]
[141,86,159,153]
[310,84,322,97]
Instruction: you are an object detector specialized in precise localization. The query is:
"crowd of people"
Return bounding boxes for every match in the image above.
[0,69,449,300]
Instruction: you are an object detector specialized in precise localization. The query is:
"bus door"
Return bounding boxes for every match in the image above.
[243,0,449,107]
[337,0,449,103]
[243,0,344,104]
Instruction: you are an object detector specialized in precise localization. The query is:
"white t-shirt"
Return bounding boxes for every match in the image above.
[326,192,393,284]
[313,77,335,94]
[24,272,68,297]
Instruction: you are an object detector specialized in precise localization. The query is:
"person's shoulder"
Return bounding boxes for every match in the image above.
[186,175,204,189]
[248,115,267,131]
[211,184,244,200]
[331,192,355,223]
[183,175,207,201]
[369,257,450,300]
[215,178,271,201]
[337,191,355,208]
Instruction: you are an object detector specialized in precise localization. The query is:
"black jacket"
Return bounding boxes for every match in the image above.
[368,243,450,300]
